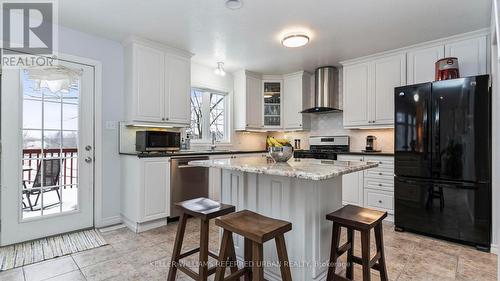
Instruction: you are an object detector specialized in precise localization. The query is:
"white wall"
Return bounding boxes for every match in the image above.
[58,25,124,226]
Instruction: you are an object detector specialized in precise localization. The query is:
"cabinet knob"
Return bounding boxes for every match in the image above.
[378,183,382,186]
[166,118,169,121]
[379,161,383,164]
[299,124,302,127]
[360,159,363,161]
[373,120,376,123]
[378,172,383,175]
[378,200,383,203]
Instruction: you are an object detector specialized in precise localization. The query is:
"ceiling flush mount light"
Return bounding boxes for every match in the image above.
[281,34,310,48]
[214,62,226,76]
[225,0,243,10]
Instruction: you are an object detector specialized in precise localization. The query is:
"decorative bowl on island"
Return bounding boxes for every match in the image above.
[267,137,294,162]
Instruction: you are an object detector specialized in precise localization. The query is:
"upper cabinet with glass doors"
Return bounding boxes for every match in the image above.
[124,36,192,126]
[263,80,282,128]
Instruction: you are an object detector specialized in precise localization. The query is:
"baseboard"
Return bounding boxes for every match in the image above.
[121,215,168,233]
[490,243,498,255]
[95,216,122,228]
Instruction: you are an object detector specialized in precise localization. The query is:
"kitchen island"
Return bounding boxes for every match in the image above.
[189,157,378,281]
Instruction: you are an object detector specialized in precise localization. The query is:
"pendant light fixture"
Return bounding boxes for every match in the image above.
[214,62,226,76]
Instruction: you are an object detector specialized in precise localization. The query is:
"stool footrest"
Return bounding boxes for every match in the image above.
[223,267,249,281]
[350,252,382,270]
[179,247,200,259]
[336,241,351,256]
[177,262,198,280]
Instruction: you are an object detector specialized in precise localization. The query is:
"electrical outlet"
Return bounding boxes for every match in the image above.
[105,121,116,130]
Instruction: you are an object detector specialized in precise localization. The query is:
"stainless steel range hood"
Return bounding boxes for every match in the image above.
[301,66,341,113]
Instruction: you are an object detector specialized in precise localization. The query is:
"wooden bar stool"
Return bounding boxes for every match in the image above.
[214,210,293,281]
[167,197,236,281]
[326,205,388,281]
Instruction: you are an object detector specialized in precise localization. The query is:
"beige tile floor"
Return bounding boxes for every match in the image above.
[0,218,497,281]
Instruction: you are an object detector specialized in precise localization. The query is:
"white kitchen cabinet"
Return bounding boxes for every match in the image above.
[283,71,311,130]
[262,79,283,128]
[338,155,364,206]
[407,45,445,84]
[124,37,192,126]
[338,154,394,221]
[373,53,406,125]
[445,36,488,77]
[165,54,191,124]
[343,63,371,127]
[343,53,405,128]
[233,70,263,130]
[121,156,171,232]
[342,31,489,129]
[130,44,165,122]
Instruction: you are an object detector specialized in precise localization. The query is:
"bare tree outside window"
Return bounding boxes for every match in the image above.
[188,88,228,143]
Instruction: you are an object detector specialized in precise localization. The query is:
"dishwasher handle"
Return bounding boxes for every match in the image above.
[177,164,198,169]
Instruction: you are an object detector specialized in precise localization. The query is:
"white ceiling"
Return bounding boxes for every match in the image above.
[58,0,492,74]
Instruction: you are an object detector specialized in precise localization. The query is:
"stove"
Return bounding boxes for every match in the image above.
[294,136,350,160]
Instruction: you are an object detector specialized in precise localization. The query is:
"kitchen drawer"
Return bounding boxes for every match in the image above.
[364,177,394,191]
[364,156,394,165]
[364,189,394,213]
[364,167,394,180]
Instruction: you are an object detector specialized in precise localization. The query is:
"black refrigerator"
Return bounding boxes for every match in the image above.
[394,75,491,251]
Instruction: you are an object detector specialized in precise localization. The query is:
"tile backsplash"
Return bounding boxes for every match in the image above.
[272,112,394,152]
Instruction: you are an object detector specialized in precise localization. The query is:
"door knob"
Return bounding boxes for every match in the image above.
[85,145,92,151]
[84,157,92,163]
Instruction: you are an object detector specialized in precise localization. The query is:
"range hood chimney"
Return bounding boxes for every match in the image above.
[301,66,341,113]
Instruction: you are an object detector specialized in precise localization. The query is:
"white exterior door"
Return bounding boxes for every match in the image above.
[1,59,95,246]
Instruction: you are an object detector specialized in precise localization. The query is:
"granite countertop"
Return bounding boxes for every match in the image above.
[120,150,267,158]
[336,151,394,156]
[188,157,379,181]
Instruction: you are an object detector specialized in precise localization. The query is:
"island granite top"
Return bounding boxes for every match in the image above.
[188,157,379,181]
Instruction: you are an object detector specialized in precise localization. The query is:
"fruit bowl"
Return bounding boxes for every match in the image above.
[268,146,294,162]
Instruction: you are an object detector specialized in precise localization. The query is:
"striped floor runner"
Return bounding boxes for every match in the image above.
[0,229,107,271]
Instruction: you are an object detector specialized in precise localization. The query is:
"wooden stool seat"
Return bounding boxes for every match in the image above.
[175,197,236,220]
[326,204,387,230]
[326,205,388,281]
[215,210,292,243]
[168,198,236,281]
[214,210,293,281]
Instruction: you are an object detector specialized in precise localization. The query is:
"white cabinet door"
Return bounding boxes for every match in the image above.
[445,36,487,77]
[141,159,170,222]
[134,45,165,122]
[407,45,445,84]
[338,155,364,206]
[343,63,371,127]
[283,74,303,129]
[166,54,191,124]
[373,53,406,125]
[246,76,263,128]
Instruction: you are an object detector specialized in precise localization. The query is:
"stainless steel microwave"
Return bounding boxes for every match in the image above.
[135,131,181,152]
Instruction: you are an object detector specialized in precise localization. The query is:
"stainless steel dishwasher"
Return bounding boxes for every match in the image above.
[170,156,209,218]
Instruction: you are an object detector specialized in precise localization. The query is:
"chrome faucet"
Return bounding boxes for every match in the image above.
[210,131,217,151]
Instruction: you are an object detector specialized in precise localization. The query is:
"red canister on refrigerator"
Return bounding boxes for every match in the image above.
[435,57,460,81]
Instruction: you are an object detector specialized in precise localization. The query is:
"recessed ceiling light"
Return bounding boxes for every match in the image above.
[281,34,310,48]
[225,0,243,10]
